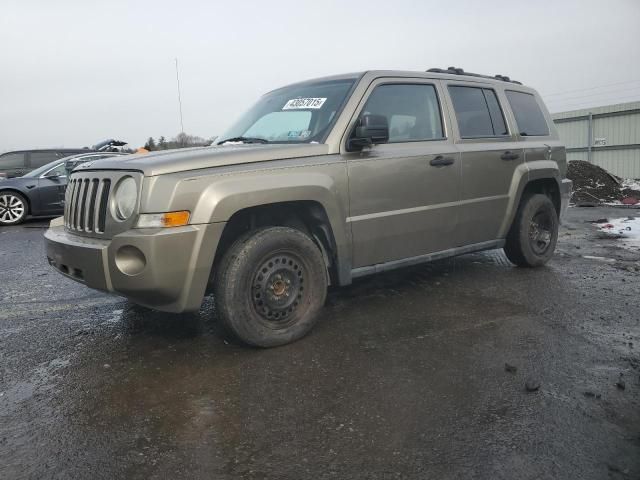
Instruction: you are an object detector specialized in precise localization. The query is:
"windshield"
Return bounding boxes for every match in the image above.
[218,78,356,144]
[23,159,63,178]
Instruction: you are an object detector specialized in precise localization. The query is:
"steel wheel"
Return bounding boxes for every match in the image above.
[504,193,558,267]
[529,210,553,255]
[214,226,328,347]
[0,193,27,225]
[251,251,307,329]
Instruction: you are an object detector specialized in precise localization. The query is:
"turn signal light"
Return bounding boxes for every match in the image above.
[135,211,190,228]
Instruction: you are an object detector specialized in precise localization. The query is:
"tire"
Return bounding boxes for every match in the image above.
[0,192,28,226]
[504,193,558,267]
[214,226,328,347]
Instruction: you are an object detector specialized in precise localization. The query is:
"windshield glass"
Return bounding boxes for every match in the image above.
[218,78,356,144]
[23,159,63,178]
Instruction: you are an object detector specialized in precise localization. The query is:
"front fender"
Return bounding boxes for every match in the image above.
[201,170,351,283]
[141,165,352,284]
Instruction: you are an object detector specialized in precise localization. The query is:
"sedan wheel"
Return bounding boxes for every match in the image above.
[0,193,28,225]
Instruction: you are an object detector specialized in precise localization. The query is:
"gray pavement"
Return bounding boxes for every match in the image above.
[1,207,639,479]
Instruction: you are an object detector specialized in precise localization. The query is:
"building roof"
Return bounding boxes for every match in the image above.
[552,100,640,120]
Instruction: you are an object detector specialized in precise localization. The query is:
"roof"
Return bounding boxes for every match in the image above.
[277,69,534,93]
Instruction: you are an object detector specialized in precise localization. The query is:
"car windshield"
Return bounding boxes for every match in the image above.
[23,159,63,178]
[217,78,356,144]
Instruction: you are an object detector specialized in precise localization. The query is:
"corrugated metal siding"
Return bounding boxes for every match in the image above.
[592,149,640,179]
[566,152,586,162]
[552,101,640,178]
[552,101,640,120]
[556,120,588,149]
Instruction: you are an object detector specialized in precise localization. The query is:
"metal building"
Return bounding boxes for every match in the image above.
[552,101,640,178]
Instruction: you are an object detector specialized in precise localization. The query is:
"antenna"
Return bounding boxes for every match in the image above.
[175,58,185,133]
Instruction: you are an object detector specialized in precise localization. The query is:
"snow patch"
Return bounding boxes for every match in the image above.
[596,217,640,248]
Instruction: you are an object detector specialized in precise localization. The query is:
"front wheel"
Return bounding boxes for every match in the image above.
[214,226,328,347]
[0,192,28,226]
[504,193,559,267]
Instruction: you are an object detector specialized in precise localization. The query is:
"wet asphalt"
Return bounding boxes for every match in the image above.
[0,207,639,480]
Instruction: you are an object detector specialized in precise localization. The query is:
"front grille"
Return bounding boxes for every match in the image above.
[64,170,142,238]
[65,177,111,233]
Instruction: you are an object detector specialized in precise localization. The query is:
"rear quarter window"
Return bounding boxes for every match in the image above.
[505,91,549,136]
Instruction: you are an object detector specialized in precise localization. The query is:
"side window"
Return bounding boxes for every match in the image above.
[30,152,61,168]
[360,84,444,142]
[46,163,68,177]
[0,153,26,169]
[448,86,508,138]
[505,90,549,136]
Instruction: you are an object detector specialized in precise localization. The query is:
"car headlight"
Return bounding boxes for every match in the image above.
[111,176,137,221]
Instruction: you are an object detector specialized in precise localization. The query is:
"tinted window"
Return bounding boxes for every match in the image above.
[360,84,444,142]
[47,162,68,177]
[24,159,63,178]
[449,86,508,138]
[30,151,62,167]
[484,90,508,135]
[0,153,26,169]
[505,91,549,136]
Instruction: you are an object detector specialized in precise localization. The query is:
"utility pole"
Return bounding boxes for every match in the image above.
[175,58,185,133]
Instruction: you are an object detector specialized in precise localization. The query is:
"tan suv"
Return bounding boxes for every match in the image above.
[45,67,571,347]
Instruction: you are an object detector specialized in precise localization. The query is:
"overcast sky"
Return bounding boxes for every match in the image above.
[1,0,639,152]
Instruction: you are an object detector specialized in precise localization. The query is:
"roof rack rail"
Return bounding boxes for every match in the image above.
[426,66,522,85]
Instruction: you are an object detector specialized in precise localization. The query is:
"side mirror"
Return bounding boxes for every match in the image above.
[349,114,389,150]
[44,170,61,180]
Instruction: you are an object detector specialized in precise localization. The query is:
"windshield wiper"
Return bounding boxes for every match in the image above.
[217,136,269,145]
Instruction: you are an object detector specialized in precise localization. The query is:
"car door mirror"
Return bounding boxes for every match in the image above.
[348,114,389,150]
[44,170,64,180]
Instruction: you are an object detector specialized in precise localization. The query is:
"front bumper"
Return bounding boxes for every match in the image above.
[45,222,226,313]
[560,178,572,222]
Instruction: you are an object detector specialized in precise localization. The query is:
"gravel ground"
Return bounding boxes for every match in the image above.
[0,207,639,479]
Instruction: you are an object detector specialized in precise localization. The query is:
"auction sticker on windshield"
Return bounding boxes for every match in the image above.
[282,98,326,110]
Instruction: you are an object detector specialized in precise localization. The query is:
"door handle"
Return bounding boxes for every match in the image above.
[429,156,455,167]
[500,151,520,161]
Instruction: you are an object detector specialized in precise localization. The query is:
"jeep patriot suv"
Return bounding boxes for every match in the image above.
[45,67,571,347]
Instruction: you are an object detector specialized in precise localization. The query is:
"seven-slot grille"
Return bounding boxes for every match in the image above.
[64,177,111,233]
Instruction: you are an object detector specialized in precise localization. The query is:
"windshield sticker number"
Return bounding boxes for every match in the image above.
[282,98,326,110]
[287,130,311,138]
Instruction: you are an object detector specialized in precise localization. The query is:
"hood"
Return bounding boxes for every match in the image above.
[74,143,330,177]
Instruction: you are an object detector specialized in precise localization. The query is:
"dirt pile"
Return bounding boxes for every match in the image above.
[567,160,640,204]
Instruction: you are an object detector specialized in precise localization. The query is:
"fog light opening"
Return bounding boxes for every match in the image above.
[115,245,146,276]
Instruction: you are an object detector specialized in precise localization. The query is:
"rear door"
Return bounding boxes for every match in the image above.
[443,82,524,246]
[504,89,557,169]
[343,78,461,268]
[0,152,28,177]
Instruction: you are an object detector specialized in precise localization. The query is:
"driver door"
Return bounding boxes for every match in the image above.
[342,79,461,269]
[37,162,68,214]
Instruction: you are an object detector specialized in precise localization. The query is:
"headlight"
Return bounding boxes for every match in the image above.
[111,176,137,221]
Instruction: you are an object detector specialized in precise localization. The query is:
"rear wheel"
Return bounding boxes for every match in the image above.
[214,226,328,347]
[504,193,558,267]
[0,192,28,226]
